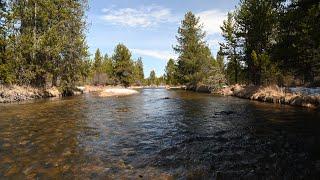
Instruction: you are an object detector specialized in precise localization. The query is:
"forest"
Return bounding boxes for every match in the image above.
[0,0,319,93]
[165,0,320,90]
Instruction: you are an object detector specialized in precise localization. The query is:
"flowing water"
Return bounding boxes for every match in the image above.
[0,89,320,179]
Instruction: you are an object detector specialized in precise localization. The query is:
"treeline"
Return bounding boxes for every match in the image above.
[220,0,320,86]
[88,44,165,87]
[165,0,320,89]
[0,0,89,93]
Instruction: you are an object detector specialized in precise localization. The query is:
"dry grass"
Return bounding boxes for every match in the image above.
[218,84,320,108]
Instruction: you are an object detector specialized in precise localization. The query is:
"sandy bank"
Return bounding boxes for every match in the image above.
[217,85,320,108]
[99,88,139,97]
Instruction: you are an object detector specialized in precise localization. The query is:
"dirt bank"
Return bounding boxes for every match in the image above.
[0,85,61,103]
[217,84,320,108]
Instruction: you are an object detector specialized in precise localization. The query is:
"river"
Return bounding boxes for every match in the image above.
[0,89,319,179]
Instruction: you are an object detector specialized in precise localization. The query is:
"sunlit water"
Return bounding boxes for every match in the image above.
[0,89,319,179]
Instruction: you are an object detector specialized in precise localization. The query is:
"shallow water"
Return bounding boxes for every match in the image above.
[0,89,319,179]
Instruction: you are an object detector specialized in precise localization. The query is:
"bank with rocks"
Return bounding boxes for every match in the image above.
[217,84,320,109]
[0,85,85,103]
[0,85,62,103]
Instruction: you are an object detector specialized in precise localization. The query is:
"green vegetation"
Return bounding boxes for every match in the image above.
[221,0,320,86]
[89,44,145,87]
[0,0,89,94]
[165,59,178,85]
[166,0,320,89]
[172,12,224,90]
[1,0,319,95]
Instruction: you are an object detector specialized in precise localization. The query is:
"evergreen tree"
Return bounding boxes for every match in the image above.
[93,49,103,72]
[8,0,89,91]
[102,53,114,84]
[275,0,320,84]
[165,58,178,85]
[149,70,156,85]
[112,43,133,87]
[133,57,144,85]
[93,48,103,84]
[216,48,225,75]
[0,0,14,84]
[220,12,240,84]
[174,12,214,88]
[236,0,280,85]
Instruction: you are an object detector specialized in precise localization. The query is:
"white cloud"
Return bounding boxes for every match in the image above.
[132,49,177,61]
[101,5,175,27]
[197,10,227,35]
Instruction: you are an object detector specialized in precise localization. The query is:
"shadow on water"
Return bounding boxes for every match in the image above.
[0,89,320,179]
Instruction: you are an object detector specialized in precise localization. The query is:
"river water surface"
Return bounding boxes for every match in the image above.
[0,89,320,179]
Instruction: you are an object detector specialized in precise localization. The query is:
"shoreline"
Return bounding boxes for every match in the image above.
[216,84,320,109]
[0,85,62,103]
[1,85,319,109]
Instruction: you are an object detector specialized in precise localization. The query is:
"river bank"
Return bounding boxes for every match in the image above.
[217,84,320,109]
[0,85,140,103]
[0,85,153,103]
[0,85,62,103]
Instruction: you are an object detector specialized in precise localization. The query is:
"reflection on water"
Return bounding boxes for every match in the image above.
[0,89,319,179]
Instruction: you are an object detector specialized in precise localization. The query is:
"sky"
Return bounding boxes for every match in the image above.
[86,0,239,77]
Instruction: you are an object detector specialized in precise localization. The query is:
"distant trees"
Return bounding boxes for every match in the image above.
[165,58,178,85]
[102,54,114,84]
[146,69,165,86]
[92,49,104,84]
[89,44,145,87]
[148,70,156,85]
[174,11,224,90]
[133,57,144,85]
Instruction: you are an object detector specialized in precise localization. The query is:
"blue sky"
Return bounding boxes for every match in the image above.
[86,0,239,77]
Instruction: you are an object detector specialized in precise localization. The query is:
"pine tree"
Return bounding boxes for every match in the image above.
[9,0,88,90]
[149,70,156,85]
[93,49,103,84]
[220,12,240,84]
[133,57,144,85]
[174,12,214,88]
[165,58,178,85]
[102,53,114,84]
[0,0,14,84]
[112,44,133,87]
[216,48,225,75]
[236,0,280,85]
[275,0,320,84]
